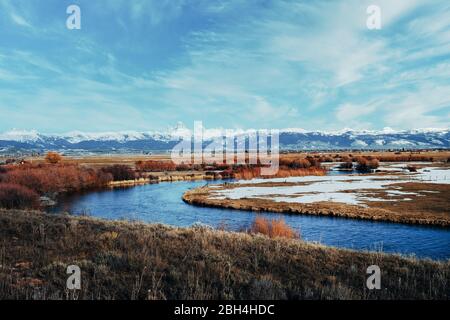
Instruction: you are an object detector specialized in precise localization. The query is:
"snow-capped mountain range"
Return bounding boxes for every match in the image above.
[0,124,449,154]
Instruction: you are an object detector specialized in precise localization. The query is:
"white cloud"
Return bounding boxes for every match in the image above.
[336,103,377,122]
[10,13,31,27]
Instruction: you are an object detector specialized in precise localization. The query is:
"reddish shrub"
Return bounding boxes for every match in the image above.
[339,161,353,170]
[3,164,113,195]
[0,183,40,209]
[376,155,433,162]
[232,166,262,180]
[211,163,232,170]
[251,217,271,236]
[305,156,321,167]
[355,157,379,172]
[280,158,312,169]
[220,169,234,179]
[45,152,63,164]
[135,160,177,172]
[250,217,300,239]
[176,163,192,171]
[101,165,135,181]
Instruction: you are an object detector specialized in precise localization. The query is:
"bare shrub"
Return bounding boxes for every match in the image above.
[45,152,63,164]
[101,165,135,181]
[3,164,113,195]
[136,160,177,172]
[250,217,300,239]
[339,161,353,170]
[355,157,379,172]
[0,183,40,209]
[376,155,433,162]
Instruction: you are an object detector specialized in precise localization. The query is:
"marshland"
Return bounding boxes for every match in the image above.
[0,150,449,299]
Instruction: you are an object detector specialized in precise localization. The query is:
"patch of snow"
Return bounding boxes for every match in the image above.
[377,167,405,172]
[389,140,415,146]
[416,168,450,184]
[388,162,433,168]
[273,193,362,205]
[386,190,417,196]
[64,131,150,143]
[212,167,449,206]
[351,140,368,147]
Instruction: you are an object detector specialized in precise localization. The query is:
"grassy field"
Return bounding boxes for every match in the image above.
[0,209,448,300]
[280,150,450,162]
[22,150,450,168]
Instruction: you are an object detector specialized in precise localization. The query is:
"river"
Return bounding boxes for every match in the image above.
[51,176,450,260]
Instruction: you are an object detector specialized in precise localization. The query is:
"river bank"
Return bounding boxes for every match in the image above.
[182,167,450,227]
[108,172,224,187]
[0,209,448,300]
[183,188,450,227]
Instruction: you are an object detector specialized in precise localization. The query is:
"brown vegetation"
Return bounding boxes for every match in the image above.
[0,209,448,300]
[136,160,177,172]
[44,152,63,164]
[250,217,300,239]
[101,164,136,181]
[0,163,113,209]
[23,151,450,169]
[0,184,40,209]
[365,182,450,222]
[136,158,327,181]
[339,161,353,170]
[355,157,379,172]
[375,155,434,162]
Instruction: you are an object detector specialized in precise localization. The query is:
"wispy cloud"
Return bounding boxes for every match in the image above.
[0,0,448,132]
[10,13,31,27]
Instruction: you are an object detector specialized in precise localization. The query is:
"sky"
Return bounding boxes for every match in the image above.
[0,0,449,133]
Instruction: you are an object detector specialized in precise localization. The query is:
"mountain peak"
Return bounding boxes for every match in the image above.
[0,127,448,153]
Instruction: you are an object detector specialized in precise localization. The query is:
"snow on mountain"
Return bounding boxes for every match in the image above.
[0,126,449,153]
[63,131,151,144]
[0,129,42,142]
[351,140,369,147]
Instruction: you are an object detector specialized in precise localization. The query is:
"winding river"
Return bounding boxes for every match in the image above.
[50,174,450,260]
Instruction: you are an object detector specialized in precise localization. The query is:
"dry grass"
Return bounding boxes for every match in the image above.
[0,209,448,300]
[364,183,450,220]
[232,167,326,180]
[280,150,450,162]
[22,151,450,169]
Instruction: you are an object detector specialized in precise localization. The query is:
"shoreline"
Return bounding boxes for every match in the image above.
[182,186,450,228]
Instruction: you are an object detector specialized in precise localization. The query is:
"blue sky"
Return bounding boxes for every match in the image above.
[0,0,449,133]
